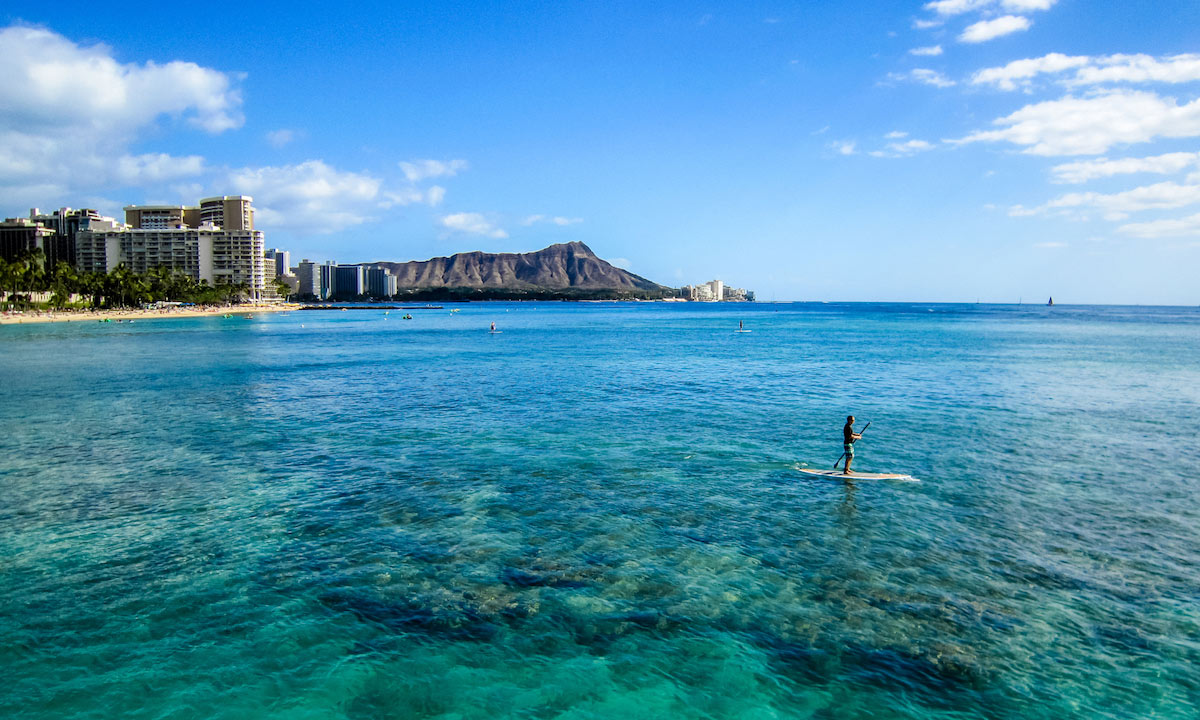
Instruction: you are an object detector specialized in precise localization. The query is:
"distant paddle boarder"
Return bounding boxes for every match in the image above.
[490,321,496,332]
[841,415,863,475]
[739,320,743,331]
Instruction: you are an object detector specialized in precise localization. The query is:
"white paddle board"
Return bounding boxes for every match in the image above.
[735,329,752,333]
[794,467,917,482]
[488,331,503,334]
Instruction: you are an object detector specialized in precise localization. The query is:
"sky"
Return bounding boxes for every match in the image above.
[2,1,1199,304]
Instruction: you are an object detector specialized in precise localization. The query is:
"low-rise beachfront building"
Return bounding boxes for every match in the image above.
[74,195,267,300]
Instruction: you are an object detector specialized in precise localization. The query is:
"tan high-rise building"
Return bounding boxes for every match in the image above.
[124,195,254,231]
[78,195,266,300]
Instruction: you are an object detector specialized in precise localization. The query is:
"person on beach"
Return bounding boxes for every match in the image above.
[842,415,862,475]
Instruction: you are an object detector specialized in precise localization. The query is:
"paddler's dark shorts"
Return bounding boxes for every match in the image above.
[844,442,854,458]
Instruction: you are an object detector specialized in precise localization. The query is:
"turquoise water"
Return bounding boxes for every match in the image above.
[1,302,1198,719]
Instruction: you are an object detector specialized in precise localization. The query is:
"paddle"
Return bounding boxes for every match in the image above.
[833,421,870,469]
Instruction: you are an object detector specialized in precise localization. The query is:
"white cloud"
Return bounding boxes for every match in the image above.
[924,0,1056,15]
[912,18,943,29]
[910,45,944,57]
[440,212,508,239]
[226,160,384,233]
[959,15,1031,43]
[266,129,299,148]
[972,53,1200,90]
[113,153,206,184]
[608,257,631,269]
[0,26,242,134]
[891,139,936,154]
[885,131,909,139]
[913,68,956,88]
[888,68,956,88]
[380,185,446,209]
[1013,181,1200,220]
[0,24,242,200]
[1117,212,1200,238]
[399,158,468,182]
[1001,0,1057,11]
[522,215,583,226]
[833,140,857,155]
[971,53,1089,90]
[1073,53,1200,86]
[954,90,1200,156]
[1050,152,1200,184]
[872,139,937,158]
[924,0,991,16]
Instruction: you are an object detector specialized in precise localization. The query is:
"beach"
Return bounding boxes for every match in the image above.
[0,302,301,325]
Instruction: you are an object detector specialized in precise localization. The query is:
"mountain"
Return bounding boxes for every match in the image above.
[371,242,669,295]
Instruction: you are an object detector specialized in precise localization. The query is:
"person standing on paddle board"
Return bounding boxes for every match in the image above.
[842,415,862,475]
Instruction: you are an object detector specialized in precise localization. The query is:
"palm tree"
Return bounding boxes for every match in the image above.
[49,262,77,308]
[23,248,46,303]
[0,258,12,310]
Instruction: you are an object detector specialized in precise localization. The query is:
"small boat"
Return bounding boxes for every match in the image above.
[1048,297,1054,306]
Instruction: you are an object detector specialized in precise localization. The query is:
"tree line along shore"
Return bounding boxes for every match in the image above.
[0,248,291,311]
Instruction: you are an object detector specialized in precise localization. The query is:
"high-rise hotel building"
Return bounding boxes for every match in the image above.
[76,196,267,299]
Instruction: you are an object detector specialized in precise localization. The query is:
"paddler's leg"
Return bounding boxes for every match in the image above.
[842,443,853,475]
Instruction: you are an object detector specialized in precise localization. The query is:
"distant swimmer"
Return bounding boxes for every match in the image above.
[841,415,863,475]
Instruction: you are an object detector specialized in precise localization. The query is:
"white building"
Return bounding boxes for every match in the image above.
[75,195,267,300]
[682,279,752,302]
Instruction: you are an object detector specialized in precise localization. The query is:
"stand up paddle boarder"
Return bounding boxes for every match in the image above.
[841,415,862,475]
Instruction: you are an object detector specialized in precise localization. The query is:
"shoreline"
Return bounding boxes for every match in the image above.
[0,303,301,326]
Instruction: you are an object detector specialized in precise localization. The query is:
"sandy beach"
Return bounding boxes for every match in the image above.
[0,303,301,326]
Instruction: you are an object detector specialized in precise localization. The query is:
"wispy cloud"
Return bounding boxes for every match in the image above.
[959,16,1031,43]
[1010,181,1200,221]
[924,0,1057,16]
[522,215,583,226]
[870,139,937,158]
[909,45,944,57]
[1050,152,1200,184]
[1118,212,1200,238]
[972,53,1200,91]
[832,140,857,156]
[399,158,468,182]
[440,212,508,238]
[266,129,300,148]
[953,90,1200,156]
[888,68,956,88]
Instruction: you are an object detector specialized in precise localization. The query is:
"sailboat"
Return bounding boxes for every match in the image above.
[1047,297,1054,306]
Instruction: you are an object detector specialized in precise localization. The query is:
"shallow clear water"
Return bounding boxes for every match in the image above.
[1,302,1198,719]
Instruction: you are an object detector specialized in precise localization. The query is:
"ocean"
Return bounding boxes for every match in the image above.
[1,302,1198,719]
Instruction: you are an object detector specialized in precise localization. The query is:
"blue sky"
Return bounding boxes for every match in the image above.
[3,1,1199,303]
